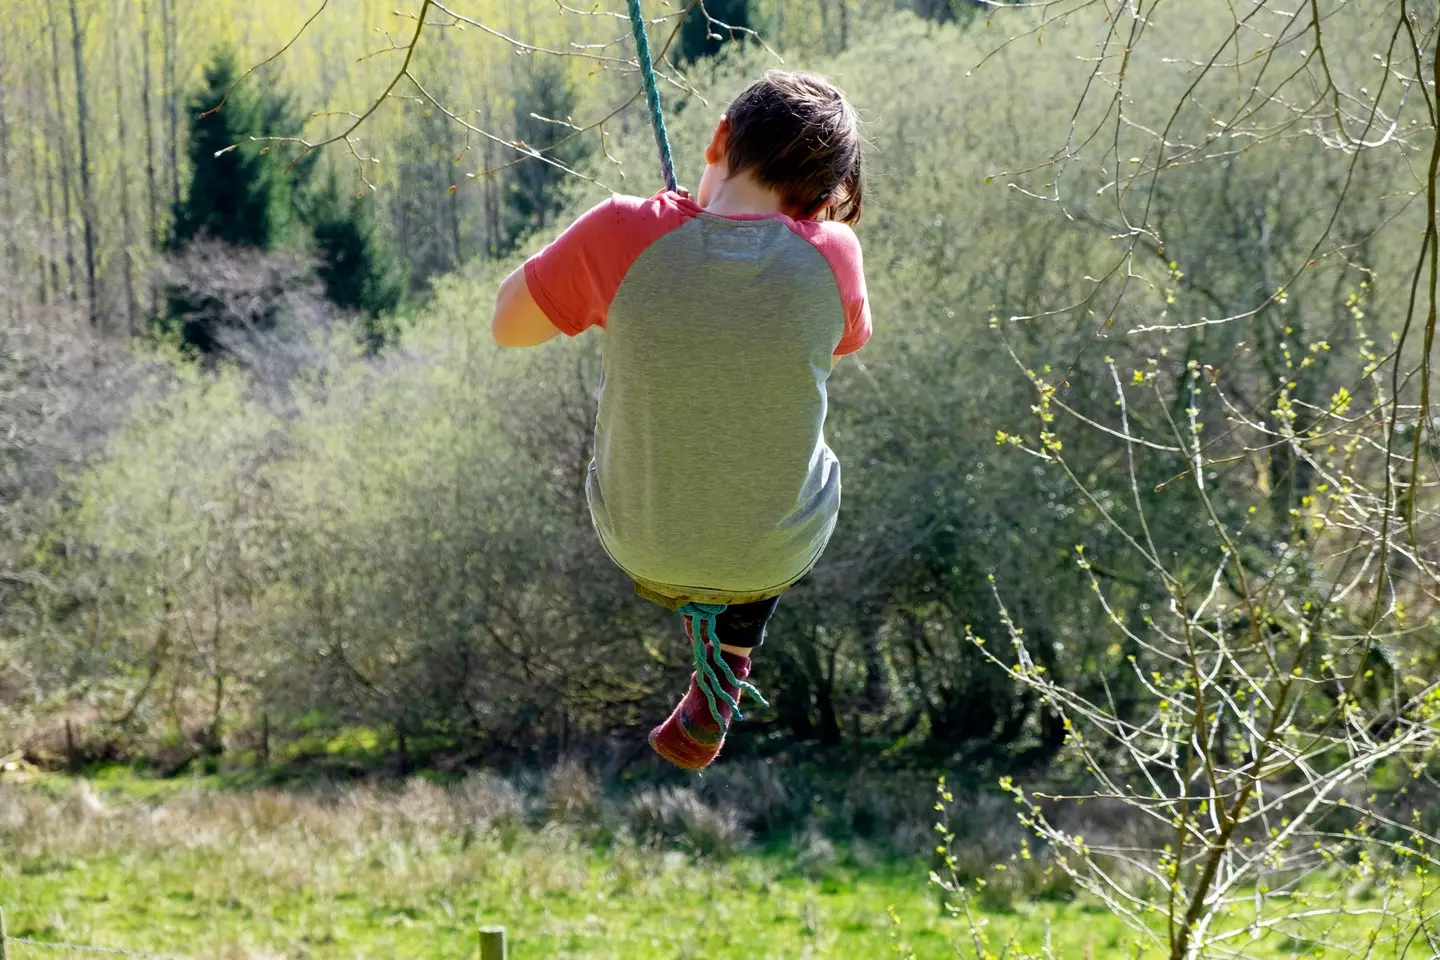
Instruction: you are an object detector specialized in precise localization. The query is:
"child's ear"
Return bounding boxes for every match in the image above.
[704,116,730,165]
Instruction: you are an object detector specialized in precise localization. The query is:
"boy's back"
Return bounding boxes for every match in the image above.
[492,69,869,770]
[525,190,869,597]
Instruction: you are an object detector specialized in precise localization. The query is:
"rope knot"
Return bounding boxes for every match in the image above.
[677,602,770,731]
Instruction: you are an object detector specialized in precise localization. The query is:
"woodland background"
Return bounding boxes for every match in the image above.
[5,1,1440,955]
[0,0,1436,845]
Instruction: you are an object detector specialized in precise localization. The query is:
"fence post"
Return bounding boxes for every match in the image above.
[479,925,506,960]
[2,904,10,960]
[259,712,269,768]
[65,719,78,773]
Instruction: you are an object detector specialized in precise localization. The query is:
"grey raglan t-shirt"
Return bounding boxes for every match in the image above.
[523,191,872,597]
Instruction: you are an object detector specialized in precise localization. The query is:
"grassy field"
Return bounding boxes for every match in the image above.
[0,770,1398,959]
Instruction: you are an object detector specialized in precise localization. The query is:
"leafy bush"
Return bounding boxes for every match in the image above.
[626,786,751,858]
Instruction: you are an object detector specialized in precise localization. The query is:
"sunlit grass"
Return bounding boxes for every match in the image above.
[0,774,1404,959]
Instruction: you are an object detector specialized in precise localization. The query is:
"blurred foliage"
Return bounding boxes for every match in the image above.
[168,49,309,252]
[499,61,594,253]
[681,0,756,62]
[303,174,407,345]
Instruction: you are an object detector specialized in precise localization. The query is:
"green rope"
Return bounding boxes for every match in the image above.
[678,602,769,731]
[625,0,679,193]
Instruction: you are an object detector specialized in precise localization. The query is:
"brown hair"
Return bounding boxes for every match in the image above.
[723,71,865,225]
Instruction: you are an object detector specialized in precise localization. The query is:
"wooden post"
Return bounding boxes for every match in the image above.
[2,904,10,960]
[479,925,506,960]
[258,712,269,768]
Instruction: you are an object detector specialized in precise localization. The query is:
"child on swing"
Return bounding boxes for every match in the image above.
[489,71,870,770]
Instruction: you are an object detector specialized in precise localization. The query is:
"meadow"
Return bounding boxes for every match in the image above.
[0,767,1412,960]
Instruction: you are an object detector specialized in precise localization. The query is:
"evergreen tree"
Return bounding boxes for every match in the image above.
[169,50,308,250]
[500,63,592,253]
[679,0,752,61]
[909,0,1001,24]
[391,104,470,290]
[305,175,407,348]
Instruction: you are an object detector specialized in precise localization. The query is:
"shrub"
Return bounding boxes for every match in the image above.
[626,786,750,858]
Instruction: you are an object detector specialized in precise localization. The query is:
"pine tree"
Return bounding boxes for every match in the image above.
[391,103,469,290]
[169,49,308,250]
[500,63,592,254]
[304,175,406,348]
[680,0,752,61]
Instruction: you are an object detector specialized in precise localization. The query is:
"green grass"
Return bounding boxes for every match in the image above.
[0,774,1413,960]
[4,845,1112,960]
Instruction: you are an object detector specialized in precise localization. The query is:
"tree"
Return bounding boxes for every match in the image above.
[680,0,753,61]
[45,5,78,303]
[68,0,98,326]
[304,175,406,348]
[0,43,15,323]
[390,102,469,290]
[499,63,592,254]
[169,49,307,251]
[112,0,138,331]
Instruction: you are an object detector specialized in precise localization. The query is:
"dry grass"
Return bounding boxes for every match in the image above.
[1,772,996,959]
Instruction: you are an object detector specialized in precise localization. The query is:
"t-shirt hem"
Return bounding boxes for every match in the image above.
[594,520,834,604]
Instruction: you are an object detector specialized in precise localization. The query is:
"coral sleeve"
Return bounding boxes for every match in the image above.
[788,220,872,356]
[522,193,689,336]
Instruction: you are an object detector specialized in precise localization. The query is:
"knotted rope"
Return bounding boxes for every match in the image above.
[625,0,679,193]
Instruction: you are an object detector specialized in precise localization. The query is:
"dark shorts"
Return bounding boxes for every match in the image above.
[705,594,782,649]
[635,583,782,649]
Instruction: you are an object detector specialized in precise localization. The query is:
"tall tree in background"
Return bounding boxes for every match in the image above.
[170,50,306,251]
[45,6,78,303]
[680,0,752,61]
[140,0,161,297]
[112,0,138,331]
[39,100,58,305]
[164,50,312,354]
[391,104,468,290]
[500,63,591,253]
[0,44,15,321]
[305,175,406,348]
[68,0,99,326]
[163,0,179,218]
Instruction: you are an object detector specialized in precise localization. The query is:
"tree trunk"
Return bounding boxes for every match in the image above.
[140,2,158,240]
[26,118,48,306]
[205,576,226,756]
[112,0,138,331]
[800,635,842,747]
[164,0,181,216]
[482,99,500,256]
[69,0,100,326]
[449,176,463,266]
[857,602,888,712]
[396,724,411,776]
[46,7,79,301]
[38,126,57,304]
[140,0,161,309]
[0,50,16,321]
